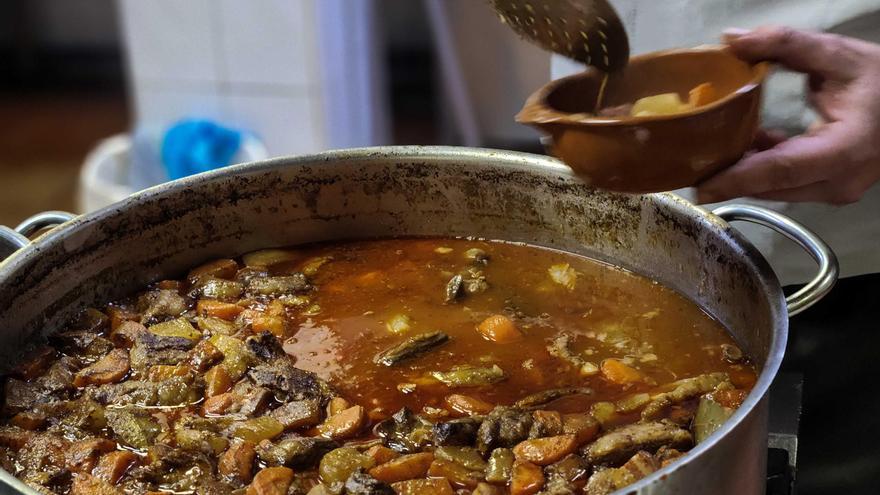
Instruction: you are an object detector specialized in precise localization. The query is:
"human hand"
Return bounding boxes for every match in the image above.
[696,26,880,205]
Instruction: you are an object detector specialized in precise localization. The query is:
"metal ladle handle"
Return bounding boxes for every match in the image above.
[713,204,839,317]
[0,211,76,262]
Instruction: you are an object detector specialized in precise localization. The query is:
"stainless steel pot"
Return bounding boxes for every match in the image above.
[0,147,837,494]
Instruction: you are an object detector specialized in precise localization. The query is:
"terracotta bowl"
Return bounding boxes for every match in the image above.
[518,46,769,193]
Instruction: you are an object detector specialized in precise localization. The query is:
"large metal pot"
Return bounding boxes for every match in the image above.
[0,147,837,494]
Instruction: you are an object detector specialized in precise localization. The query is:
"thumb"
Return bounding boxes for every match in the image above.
[724,26,856,79]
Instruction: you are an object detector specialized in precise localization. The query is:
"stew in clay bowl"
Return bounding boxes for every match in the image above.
[1,238,756,495]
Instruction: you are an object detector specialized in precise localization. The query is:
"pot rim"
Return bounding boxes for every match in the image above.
[0,146,788,494]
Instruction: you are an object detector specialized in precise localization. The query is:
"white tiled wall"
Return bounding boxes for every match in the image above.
[118,0,388,157]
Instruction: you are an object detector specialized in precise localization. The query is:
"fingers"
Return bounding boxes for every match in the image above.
[753,129,788,151]
[723,26,857,80]
[750,182,835,203]
[751,180,871,205]
[695,129,847,203]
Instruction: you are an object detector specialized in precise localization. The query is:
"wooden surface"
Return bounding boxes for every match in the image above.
[0,93,129,226]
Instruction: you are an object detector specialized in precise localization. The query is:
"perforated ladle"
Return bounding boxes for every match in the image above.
[489,0,630,71]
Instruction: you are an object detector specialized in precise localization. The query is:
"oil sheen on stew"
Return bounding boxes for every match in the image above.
[0,238,757,495]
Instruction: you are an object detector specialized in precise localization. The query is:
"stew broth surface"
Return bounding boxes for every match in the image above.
[0,237,757,495]
[280,239,752,415]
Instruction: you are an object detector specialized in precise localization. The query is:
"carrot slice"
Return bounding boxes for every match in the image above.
[445,394,495,416]
[600,358,645,385]
[510,460,545,495]
[197,300,244,320]
[689,82,718,107]
[477,315,523,343]
[247,466,294,495]
[368,452,434,483]
[512,434,578,466]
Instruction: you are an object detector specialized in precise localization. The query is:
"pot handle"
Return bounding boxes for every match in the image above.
[0,211,76,262]
[713,204,839,316]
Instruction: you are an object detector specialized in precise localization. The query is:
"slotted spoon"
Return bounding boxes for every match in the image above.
[489,0,630,71]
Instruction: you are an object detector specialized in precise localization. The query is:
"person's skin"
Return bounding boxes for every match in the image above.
[696,26,880,205]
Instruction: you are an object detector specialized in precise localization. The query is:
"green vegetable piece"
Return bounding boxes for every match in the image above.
[302,256,333,277]
[435,446,488,471]
[590,401,617,427]
[209,334,253,380]
[105,407,160,450]
[232,416,284,443]
[156,375,202,405]
[386,314,412,335]
[464,248,489,264]
[548,263,578,290]
[515,387,593,409]
[149,318,201,341]
[615,393,651,414]
[176,428,228,455]
[445,274,464,303]
[196,278,244,301]
[319,447,375,485]
[693,396,734,443]
[485,448,514,484]
[242,249,299,267]
[374,331,450,367]
[430,365,505,388]
[195,316,237,336]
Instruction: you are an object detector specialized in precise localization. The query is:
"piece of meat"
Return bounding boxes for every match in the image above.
[104,407,160,449]
[433,417,482,446]
[245,275,312,298]
[597,103,634,118]
[49,329,97,352]
[73,349,130,387]
[237,386,273,417]
[247,360,335,404]
[641,373,728,420]
[3,378,50,414]
[0,426,36,451]
[256,436,338,469]
[583,422,693,467]
[374,408,434,454]
[65,437,116,473]
[70,472,124,495]
[316,405,367,440]
[219,439,257,483]
[92,450,139,484]
[584,451,660,495]
[539,454,590,494]
[35,398,107,437]
[246,331,286,361]
[189,340,224,372]
[343,469,395,495]
[12,346,56,380]
[127,444,214,491]
[137,289,188,324]
[10,410,46,430]
[528,410,564,439]
[129,330,195,369]
[109,321,147,348]
[16,432,70,489]
[3,356,82,414]
[477,407,534,455]
[40,356,81,394]
[89,380,158,406]
[247,466,294,495]
[271,399,323,430]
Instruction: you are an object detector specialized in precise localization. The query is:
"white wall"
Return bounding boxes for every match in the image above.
[443,0,549,145]
[117,0,389,157]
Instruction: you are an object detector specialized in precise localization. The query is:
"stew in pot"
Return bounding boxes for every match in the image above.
[0,238,756,495]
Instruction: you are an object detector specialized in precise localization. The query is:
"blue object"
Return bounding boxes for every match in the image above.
[160,119,243,180]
